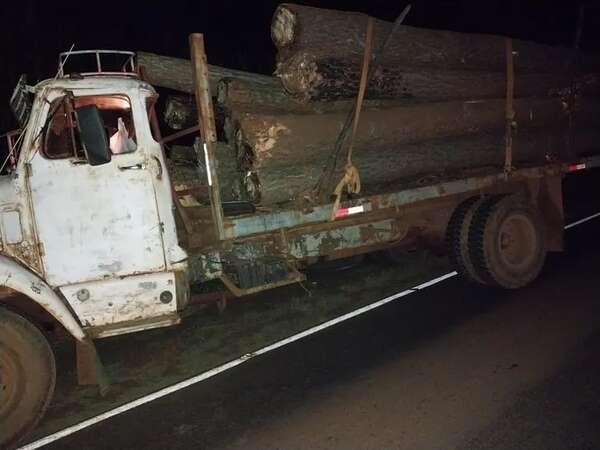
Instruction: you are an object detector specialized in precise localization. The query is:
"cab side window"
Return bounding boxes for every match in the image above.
[43,95,137,161]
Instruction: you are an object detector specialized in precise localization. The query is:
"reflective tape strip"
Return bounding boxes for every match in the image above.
[203,143,212,186]
[568,163,587,172]
[335,205,365,218]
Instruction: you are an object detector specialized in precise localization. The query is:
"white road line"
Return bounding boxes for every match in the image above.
[19,212,600,450]
[19,271,457,450]
[564,211,600,229]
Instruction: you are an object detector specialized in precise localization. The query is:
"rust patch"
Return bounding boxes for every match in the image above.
[6,242,42,275]
[317,232,344,255]
[358,224,379,243]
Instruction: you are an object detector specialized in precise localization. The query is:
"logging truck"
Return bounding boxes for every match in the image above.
[1,39,599,448]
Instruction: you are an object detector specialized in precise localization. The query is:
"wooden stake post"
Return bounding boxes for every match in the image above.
[189,33,225,240]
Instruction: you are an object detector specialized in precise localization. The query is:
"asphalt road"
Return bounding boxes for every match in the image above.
[41,178,600,449]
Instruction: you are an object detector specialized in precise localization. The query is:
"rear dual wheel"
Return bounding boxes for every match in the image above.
[446,196,487,285]
[0,307,56,449]
[447,195,547,289]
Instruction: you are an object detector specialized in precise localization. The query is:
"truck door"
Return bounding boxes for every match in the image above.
[28,94,166,287]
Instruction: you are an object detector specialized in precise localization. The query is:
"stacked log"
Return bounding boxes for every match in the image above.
[271,3,597,72]
[271,3,600,101]
[142,3,600,208]
[162,78,408,128]
[167,142,242,202]
[229,98,600,203]
[250,129,600,205]
[137,51,277,96]
[275,53,584,102]
[231,98,575,168]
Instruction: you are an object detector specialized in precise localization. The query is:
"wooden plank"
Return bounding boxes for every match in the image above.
[189,33,225,240]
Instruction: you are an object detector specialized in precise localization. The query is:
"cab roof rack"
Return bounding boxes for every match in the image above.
[57,50,137,78]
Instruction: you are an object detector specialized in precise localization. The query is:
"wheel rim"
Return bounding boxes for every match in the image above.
[0,344,25,423]
[497,213,537,271]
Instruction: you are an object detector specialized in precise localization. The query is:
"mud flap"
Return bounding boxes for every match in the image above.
[536,175,564,252]
[76,338,110,396]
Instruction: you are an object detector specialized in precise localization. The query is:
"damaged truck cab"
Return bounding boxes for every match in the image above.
[2,66,189,338]
[0,52,192,448]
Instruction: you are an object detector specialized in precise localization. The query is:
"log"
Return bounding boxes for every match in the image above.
[271,3,599,73]
[275,51,587,101]
[167,141,242,202]
[231,97,584,171]
[218,78,407,113]
[217,78,304,113]
[162,95,229,143]
[242,129,600,205]
[164,95,196,130]
[165,80,423,131]
[137,51,276,95]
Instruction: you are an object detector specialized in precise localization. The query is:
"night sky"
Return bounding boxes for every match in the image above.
[0,0,596,131]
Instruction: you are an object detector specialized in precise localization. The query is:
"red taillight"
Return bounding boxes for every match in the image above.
[568,163,586,172]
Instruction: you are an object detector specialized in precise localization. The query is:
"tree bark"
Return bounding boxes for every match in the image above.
[245,128,600,205]
[137,51,275,95]
[271,3,599,73]
[217,78,302,112]
[231,97,583,171]
[165,79,424,132]
[275,51,587,102]
[217,78,412,114]
[167,141,242,202]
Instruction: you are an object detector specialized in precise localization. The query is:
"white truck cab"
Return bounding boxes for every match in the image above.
[0,51,195,448]
[2,56,189,339]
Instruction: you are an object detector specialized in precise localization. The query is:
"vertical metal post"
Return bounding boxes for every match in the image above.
[95,51,102,73]
[189,33,225,240]
[504,38,515,174]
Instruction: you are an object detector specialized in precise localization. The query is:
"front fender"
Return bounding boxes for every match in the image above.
[0,255,86,340]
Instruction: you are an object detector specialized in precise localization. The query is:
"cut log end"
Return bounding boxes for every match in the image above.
[164,96,196,130]
[216,79,229,105]
[271,4,297,49]
[276,52,322,101]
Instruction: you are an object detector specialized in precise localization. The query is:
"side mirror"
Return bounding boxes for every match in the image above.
[75,105,111,166]
[10,74,32,127]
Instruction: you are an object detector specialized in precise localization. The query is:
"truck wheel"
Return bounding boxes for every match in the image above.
[446,197,487,285]
[469,195,547,289]
[0,307,56,449]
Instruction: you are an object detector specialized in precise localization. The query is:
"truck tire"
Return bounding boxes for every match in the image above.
[0,307,56,449]
[446,196,487,285]
[468,195,547,289]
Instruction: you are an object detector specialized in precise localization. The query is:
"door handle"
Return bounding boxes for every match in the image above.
[118,163,145,171]
[152,155,163,180]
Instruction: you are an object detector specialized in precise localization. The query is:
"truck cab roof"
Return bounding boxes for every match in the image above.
[34,75,156,96]
[34,49,154,95]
